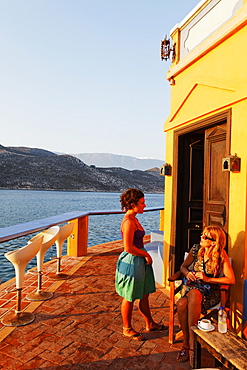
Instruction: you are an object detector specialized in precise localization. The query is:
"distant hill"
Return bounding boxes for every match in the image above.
[1,145,56,157]
[0,145,164,193]
[71,152,164,171]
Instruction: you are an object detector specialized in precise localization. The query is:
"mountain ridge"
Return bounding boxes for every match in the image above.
[71,152,164,170]
[0,145,164,193]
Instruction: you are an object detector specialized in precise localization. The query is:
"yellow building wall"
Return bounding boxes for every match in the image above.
[167,24,247,130]
[228,102,247,330]
[163,130,174,285]
[163,3,247,328]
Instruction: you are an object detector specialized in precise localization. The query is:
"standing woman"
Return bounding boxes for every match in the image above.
[176,226,235,365]
[115,188,167,341]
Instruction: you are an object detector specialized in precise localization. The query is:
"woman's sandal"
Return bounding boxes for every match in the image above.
[122,327,145,341]
[146,323,168,332]
[177,347,189,362]
[189,349,195,367]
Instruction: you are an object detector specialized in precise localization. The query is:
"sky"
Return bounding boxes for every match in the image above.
[0,0,200,160]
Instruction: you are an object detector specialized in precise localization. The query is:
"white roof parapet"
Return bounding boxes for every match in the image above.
[170,0,207,35]
[170,0,243,59]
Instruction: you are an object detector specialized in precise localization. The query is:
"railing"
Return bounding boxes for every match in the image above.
[0,207,164,257]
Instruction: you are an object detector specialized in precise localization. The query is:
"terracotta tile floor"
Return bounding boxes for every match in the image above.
[0,238,215,369]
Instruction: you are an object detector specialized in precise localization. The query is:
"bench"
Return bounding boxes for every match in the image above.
[191,325,247,369]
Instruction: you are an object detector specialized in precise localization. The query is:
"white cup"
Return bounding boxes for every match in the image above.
[198,319,211,330]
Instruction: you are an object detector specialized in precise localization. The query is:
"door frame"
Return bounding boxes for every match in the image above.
[169,109,231,274]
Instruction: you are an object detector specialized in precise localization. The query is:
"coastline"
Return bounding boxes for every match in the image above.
[0,188,164,194]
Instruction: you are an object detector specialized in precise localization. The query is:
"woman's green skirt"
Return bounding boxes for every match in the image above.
[115,248,156,302]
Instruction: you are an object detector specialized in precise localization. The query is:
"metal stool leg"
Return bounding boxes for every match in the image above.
[26,271,53,301]
[1,236,43,326]
[26,226,59,301]
[49,223,74,280]
[1,288,36,326]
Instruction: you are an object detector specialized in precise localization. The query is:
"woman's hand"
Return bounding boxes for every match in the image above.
[194,271,205,281]
[145,253,153,265]
[187,271,207,282]
[186,271,197,282]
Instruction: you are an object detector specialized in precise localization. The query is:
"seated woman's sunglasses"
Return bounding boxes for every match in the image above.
[201,234,216,242]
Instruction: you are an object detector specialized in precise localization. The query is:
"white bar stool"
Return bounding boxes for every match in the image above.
[26,226,59,301]
[1,235,43,326]
[49,223,74,280]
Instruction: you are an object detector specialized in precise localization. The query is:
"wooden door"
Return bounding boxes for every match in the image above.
[188,138,204,246]
[175,133,204,270]
[203,124,229,232]
[175,123,229,270]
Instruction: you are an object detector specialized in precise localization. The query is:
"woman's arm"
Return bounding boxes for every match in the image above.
[122,218,152,264]
[195,251,235,285]
[180,248,197,282]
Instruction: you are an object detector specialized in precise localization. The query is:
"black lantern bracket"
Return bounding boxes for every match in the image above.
[161,36,176,62]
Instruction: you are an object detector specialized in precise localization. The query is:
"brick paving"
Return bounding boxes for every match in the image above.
[0,238,215,369]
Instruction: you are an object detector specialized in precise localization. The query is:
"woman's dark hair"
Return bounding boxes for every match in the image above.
[120,188,144,211]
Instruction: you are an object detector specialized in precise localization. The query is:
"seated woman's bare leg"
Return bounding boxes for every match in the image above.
[177,289,203,363]
[177,297,190,362]
[187,289,203,365]
[177,297,189,347]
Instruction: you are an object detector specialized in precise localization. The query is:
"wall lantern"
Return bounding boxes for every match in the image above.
[222,154,241,172]
[160,36,176,62]
[160,163,172,176]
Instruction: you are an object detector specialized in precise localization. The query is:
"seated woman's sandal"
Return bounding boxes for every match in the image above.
[177,347,194,363]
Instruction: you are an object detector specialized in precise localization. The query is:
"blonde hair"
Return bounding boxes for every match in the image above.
[198,226,226,276]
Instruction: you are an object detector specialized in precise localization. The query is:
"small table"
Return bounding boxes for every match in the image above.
[191,325,247,370]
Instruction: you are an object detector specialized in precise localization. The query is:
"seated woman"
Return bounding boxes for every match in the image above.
[176,226,235,365]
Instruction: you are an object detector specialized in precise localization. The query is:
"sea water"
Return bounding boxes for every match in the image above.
[0,190,163,282]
